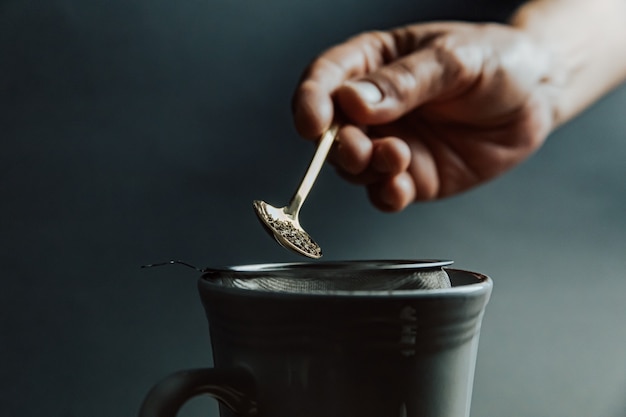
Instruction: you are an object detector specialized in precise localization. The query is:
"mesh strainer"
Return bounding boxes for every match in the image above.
[203,260,453,293]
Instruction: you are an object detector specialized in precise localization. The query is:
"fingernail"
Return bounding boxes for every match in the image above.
[345,81,383,104]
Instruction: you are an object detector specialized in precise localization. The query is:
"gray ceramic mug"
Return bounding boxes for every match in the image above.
[139,260,492,417]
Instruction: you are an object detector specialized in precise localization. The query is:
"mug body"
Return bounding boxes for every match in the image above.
[199,261,492,417]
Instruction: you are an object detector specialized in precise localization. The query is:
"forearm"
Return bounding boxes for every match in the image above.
[510,0,626,126]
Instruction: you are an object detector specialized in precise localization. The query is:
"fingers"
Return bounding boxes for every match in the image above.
[330,129,419,211]
[335,49,456,125]
[367,172,416,212]
[332,129,411,180]
[292,31,396,138]
[293,79,335,140]
[331,128,439,211]
[293,25,479,135]
[331,125,372,175]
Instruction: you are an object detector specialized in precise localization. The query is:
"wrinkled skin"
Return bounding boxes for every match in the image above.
[292,22,559,212]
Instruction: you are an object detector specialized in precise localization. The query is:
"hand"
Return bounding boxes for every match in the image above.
[292,22,559,212]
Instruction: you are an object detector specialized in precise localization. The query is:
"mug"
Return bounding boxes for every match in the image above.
[139,260,492,417]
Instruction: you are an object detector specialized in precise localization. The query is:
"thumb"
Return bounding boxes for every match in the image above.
[335,48,466,125]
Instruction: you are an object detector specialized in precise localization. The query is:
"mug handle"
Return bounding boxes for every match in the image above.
[138,368,257,417]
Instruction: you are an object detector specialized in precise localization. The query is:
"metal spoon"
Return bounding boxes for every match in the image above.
[253,123,339,259]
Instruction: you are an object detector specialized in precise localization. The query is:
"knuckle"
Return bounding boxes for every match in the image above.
[432,37,464,77]
[431,35,482,89]
[372,60,418,103]
[350,30,388,46]
[349,30,394,73]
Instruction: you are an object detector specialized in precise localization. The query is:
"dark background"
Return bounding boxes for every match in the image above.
[1,0,625,416]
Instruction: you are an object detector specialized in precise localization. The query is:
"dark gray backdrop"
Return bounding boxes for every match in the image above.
[1,0,625,416]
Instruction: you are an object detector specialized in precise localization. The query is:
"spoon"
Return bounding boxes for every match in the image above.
[253,123,340,259]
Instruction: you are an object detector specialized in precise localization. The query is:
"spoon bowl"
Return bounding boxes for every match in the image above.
[253,200,322,258]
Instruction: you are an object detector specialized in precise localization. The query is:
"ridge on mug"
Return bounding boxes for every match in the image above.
[139,260,493,417]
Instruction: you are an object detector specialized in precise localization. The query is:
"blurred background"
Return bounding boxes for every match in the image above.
[1,0,625,416]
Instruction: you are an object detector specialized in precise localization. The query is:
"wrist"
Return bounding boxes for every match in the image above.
[509,0,626,126]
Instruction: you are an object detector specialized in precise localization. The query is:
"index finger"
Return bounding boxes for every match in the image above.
[292,31,395,139]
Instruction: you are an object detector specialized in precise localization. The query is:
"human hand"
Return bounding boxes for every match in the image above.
[292,22,558,212]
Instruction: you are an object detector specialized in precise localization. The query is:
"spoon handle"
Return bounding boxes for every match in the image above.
[286,123,339,215]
